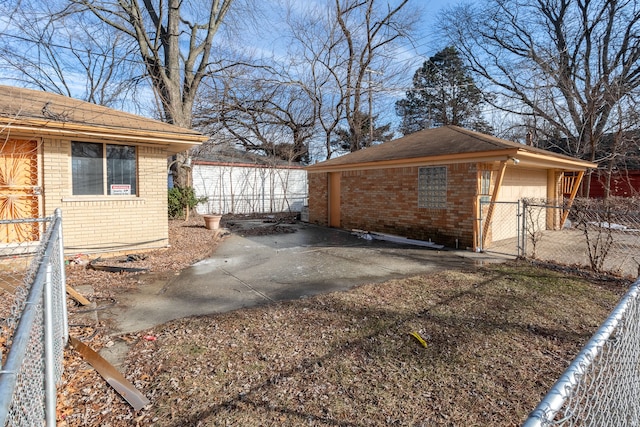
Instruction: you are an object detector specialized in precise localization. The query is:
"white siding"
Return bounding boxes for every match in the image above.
[192,164,308,215]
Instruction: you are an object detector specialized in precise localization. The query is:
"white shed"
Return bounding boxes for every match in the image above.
[192,145,307,215]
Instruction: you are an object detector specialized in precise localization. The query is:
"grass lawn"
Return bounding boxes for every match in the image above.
[62,260,627,426]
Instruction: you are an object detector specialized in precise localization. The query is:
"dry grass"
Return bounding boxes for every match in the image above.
[129,264,624,426]
[62,259,626,426]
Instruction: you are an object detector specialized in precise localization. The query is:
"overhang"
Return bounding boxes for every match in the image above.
[0,85,207,153]
[307,126,596,173]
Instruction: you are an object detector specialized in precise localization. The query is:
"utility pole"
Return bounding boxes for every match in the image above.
[368,68,373,145]
[366,68,381,146]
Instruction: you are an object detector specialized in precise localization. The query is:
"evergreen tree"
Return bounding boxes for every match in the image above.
[332,111,393,152]
[395,46,491,135]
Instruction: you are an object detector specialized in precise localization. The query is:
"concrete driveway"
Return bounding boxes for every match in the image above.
[103,222,507,336]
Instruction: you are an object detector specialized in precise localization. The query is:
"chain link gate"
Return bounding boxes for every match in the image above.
[479,199,522,256]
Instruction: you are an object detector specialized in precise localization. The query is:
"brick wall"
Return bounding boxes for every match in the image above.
[308,163,479,249]
[43,138,170,256]
[308,172,329,225]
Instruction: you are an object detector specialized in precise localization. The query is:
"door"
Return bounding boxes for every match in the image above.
[328,172,341,227]
[0,139,41,243]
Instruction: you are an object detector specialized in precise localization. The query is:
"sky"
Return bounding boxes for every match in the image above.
[0,0,456,135]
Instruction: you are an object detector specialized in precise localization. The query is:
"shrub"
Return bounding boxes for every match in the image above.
[168,186,206,219]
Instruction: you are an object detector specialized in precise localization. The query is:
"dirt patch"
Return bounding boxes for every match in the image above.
[222,213,299,237]
[56,216,630,426]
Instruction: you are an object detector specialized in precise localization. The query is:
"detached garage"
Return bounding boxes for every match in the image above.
[306,126,596,251]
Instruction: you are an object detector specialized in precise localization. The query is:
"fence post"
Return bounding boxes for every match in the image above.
[521,199,528,257]
[516,200,522,257]
[478,199,484,252]
[55,208,68,345]
[44,262,56,427]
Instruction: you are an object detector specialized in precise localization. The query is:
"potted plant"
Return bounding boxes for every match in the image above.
[202,212,222,230]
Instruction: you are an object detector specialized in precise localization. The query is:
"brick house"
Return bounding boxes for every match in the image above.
[0,85,207,255]
[306,126,596,251]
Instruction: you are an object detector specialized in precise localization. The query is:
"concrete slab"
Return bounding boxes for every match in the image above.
[101,223,511,336]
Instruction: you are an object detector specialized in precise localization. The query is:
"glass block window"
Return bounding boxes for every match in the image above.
[418,166,447,209]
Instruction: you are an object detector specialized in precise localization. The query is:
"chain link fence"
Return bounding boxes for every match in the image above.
[523,277,640,426]
[521,198,640,278]
[199,191,307,216]
[0,209,67,427]
[512,197,640,425]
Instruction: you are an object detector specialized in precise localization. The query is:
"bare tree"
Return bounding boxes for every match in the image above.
[441,0,640,195]
[0,0,139,109]
[196,66,316,163]
[68,0,235,186]
[334,0,413,152]
[284,0,418,158]
[284,1,346,160]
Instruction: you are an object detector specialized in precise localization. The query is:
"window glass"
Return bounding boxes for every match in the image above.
[479,170,492,203]
[418,166,447,209]
[72,142,103,195]
[107,145,137,195]
[72,142,137,196]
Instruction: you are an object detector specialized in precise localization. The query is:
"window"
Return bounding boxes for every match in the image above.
[480,170,492,203]
[72,142,137,195]
[418,166,447,208]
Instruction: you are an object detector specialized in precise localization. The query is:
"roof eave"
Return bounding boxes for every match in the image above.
[515,149,597,170]
[0,120,207,154]
[307,148,597,173]
[306,149,522,172]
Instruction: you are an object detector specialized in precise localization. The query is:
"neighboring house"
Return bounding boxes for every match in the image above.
[589,169,640,198]
[539,132,640,198]
[0,85,207,255]
[192,144,307,215]
[306,126,596,251]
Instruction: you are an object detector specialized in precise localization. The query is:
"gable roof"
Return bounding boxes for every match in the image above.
[307,126,596,172]
[0,85,207,153]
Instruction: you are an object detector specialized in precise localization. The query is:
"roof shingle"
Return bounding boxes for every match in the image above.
[307,126,592,169]
[0,85,207,151]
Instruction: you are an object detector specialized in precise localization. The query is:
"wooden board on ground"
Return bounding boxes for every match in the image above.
[69,336,150,411]
[66,285,91,306]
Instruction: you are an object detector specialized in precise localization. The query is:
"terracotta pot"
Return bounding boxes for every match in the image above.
[203,214,222,230]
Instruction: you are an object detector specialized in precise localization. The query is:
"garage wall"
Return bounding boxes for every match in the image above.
[490,168,548,242]
[498,168,548,201]
[308,163,478,249]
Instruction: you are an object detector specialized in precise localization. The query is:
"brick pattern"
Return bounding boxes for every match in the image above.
[308,172,329,225]
[42,139,169,255]
[308,163,479,249]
